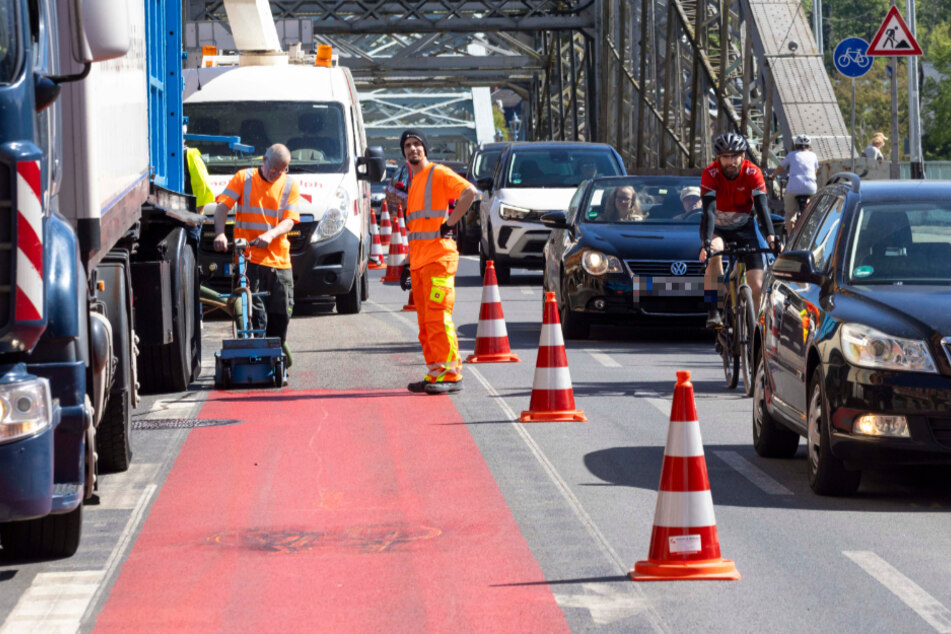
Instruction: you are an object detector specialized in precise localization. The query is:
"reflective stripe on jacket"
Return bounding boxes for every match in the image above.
[405,163,469,270]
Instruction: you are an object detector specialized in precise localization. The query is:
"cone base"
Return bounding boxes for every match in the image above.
[630,558,740,581]
[402,305,417,312]
[368,261,385,270]
[381,275,402,283]
[519,409,587,422]
[466,352,520,364]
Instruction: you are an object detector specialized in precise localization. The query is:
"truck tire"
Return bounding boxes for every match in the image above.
[0,504,82,559]
[138,240,196,393]
[98,263,132,474]
[336,266,362,314]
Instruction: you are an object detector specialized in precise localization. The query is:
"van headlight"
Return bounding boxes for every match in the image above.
[0,378,52,444]
[581,249,623,276]
[312,186,351,242]
[499,203,531,220]
[841,323,937,373]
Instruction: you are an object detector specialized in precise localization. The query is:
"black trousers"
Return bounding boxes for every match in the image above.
[245,263,294,344]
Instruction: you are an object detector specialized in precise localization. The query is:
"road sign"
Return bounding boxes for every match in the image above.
[867,6,922,56]
[834,38,873,78]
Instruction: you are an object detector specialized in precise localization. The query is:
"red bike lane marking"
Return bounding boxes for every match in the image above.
[93,389,569,633]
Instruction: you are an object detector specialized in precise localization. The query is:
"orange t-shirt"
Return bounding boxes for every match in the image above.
[216,168,301,269]
[406,163,470,270]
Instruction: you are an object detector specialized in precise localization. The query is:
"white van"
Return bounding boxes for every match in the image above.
[183,54,384,314]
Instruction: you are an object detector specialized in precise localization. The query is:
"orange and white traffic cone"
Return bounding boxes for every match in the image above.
[466,261,519,363]
[630,370,740,581]
[379,201,393,248]
[380,227,405,284]
[519,292,586,422]
[369,209,385,269]
[402,289,417,312]
[397,204,409,256]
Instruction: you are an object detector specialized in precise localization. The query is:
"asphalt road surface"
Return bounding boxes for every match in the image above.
[2,255,951,633]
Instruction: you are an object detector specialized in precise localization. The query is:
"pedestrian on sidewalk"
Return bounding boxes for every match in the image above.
[862,132,887,162]
[401,129,480,394]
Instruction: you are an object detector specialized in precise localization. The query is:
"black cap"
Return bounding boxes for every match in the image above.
[400,128,429,158]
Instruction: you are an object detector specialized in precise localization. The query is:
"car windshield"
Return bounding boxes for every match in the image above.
[472,149,502,180]
[847,202,951,285]
[504,148,622,188]
[184,102,348,174]
[0,0,20,85]
[581,177,703,224]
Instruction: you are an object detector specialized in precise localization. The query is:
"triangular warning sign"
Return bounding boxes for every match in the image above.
[867,6,922,56]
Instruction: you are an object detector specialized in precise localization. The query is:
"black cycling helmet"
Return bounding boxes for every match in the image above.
[713,131,748,155]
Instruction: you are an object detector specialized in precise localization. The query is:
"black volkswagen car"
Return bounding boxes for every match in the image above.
[541,175,706,338]
[752,175,951,496]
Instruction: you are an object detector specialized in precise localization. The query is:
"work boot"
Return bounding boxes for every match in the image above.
[407,380,430,393]
[424,381,463,395]
[706,307,723,329]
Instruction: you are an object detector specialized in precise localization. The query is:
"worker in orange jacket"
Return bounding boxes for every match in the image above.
[401,129,480,394]
[210,144,301,356]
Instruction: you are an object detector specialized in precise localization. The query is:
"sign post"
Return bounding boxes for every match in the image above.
[833,37,873,171]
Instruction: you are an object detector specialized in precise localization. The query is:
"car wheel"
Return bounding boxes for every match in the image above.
[479,242,487,279]
[739,286,756,397]
[807,371,861,496]
[495,264,511,285]
[559,280,589,339]
[752,356,799,458]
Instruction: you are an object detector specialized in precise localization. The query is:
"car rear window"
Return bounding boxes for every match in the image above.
[504,148,622,188]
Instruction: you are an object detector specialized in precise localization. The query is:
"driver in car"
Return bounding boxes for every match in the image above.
[675,186,703,219]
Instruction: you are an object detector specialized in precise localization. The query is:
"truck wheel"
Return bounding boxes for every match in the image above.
[138,241,195,393]
[0,504,82,559]
[98,263,132,474]
[336,268,362,314]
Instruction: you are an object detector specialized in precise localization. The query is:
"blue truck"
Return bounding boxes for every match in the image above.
[0,0,201,557]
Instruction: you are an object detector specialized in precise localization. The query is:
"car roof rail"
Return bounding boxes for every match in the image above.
[829,171,860,193]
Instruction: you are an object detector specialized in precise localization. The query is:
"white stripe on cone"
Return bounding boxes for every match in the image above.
[652,490,717,528]
[474,318,508,339]
[663,420,705,458]
[482,284,502,304]
[539,323,565,348]
[531,366,574,391]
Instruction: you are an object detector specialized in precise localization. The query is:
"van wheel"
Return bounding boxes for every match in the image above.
[0,504,82,559]
[360,263,369,301]
[336,268,362,314]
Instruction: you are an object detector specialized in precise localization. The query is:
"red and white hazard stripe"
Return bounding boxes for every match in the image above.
[16,161,43,322]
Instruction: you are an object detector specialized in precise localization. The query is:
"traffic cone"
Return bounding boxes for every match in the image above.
[369,209,385,269]
[630,370,740,581]
[397,205,409,256]
[379,201,393,248]
[519,292,586,422]
[380,228,405,283]
[466,261,520,363]
[402,289,417,312]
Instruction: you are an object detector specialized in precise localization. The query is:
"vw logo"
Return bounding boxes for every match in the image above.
[670,261,688,276]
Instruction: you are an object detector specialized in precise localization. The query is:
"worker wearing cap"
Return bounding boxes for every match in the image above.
[401,129,480,395]
[210,144,300,359]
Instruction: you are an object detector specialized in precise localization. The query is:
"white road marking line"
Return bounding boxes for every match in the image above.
[553,583,651,625]
[0,571,103,634]
[844,551,951,633]
[141,392,200,419]
[520,286,534,295]
[586,349,621,368]
[643,391,671,417]
[93,463,159,510]
[712,450,794,495]
[467,366,667,633]
[367,299,417,330]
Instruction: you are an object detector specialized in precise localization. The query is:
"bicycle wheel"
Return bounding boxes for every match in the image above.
[721,294,740,389]
[739,286,756,397]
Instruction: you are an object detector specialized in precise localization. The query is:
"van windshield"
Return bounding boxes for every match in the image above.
[184,102,348,174]
[0,0,20,85]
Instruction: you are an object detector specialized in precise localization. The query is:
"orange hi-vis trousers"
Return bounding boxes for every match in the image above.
[411,260,462,383]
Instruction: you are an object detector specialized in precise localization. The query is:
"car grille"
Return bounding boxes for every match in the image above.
[0,161,11,332]
[637,296,706,316]
[626,259,704,277]
[930,418,951,449]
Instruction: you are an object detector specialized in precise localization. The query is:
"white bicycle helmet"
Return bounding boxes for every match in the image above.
[794,134,811,147]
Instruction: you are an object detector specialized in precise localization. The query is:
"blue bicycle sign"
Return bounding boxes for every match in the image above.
[834,37,873,78]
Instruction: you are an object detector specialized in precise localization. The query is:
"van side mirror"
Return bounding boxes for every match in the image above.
[357,146,386,182]
[772,250,822,284]
[72,0,131,63]
[476,177,493,192]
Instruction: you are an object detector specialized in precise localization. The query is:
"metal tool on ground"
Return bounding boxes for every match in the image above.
[519,292,586,422]
[214,238,288,389]
[369,208,386,269]
[631,370,740,581]
[466,260,520,363]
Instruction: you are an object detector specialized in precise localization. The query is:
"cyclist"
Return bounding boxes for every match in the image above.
[698,132,777,328]
[769,134,818,236]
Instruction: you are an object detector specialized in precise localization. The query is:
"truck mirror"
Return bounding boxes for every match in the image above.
[72,0,131,63]
[357,146,386,182]
[34,74,62,112]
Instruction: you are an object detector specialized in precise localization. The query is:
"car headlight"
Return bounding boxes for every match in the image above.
[312,186,351,242]
[499,203,531,221]
[0,378,52,444]
[841,323,937,373]
[581,250,623,276]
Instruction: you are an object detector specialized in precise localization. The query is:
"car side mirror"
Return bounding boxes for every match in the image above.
[540,211,570,230]
[772,250,822,284]
[357,146,386,182]
[477,177,493,192]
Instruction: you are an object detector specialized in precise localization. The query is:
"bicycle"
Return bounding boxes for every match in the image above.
[836,47,871,70]
[706,243,776,396]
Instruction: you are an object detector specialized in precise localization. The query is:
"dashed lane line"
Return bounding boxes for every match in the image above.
[844,551,951,633]
[586,349,622,368]
[520,286,534,295]
[712,450,794,496]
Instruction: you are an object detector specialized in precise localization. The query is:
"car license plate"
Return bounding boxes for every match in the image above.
[632,275,703,296]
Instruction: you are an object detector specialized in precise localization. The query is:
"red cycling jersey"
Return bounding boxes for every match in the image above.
[700,159,766,229]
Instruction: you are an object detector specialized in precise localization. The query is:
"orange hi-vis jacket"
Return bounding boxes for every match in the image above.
[406,163,470,269]
[217,168,301,269]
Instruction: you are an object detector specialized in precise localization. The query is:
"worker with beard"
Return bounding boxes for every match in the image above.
[401,129,480,394]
